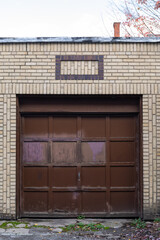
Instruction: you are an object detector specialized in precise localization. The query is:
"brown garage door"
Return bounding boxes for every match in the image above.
[19,97,140,218]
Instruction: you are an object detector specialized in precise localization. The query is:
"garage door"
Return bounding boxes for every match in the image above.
[19,97,140,217]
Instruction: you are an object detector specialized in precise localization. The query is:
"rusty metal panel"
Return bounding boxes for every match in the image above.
[81,167,106,187]
[23,142,48,163]
[53,117,77,138]
[19,96,140,113]
[110,142,134,162]
[52,167,77,187]
[23,192,48,212]
[110,116,134,137]
[81,142,105,163]
[110,167,135,187]
[82,117,106,138]
[52,142,77,164]
[24,167,48,187]
[110,192,135,212]
[20,108,140,217]
[82,192,106,212]
[23,117,48,138]
[52,192,80,213]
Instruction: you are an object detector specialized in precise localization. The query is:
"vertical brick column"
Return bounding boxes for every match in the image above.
[10,95,16,217]
[143,95,150,218]
[143,95,158,219]
[156,95,160,215]
[2,95,7,217]
[0,95,16,219]
[0,95,4,217]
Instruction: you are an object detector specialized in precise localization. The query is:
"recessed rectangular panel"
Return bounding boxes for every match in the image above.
[23,117,48,138]
[81,167,106,187]
[110,142,134,162]
[82,117,106,138]
[52,192,79,213]
[82,192,106,212]
[23,142,48,163]
[81,142,105,163]
[52,167,77,187]
[53,117,77,137]
[110,167,135,187]
[110,192,135,212]
[110,116,134,137]
[61,61,98,75]
[52,142,76,164]
[24,167,48,187]
[23,192,48,212]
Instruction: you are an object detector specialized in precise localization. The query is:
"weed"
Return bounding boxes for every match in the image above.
[0,221,29,229]
[77,215,85,220]
[131,218,146,229]
[32,224,50,229]
[0,221,51,230]
[154,218,160,223]
[62,222,109,232]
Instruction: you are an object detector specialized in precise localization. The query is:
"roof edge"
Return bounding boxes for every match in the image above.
[0,37,160,43]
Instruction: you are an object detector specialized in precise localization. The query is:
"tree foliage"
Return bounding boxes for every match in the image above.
[123,0,160,36]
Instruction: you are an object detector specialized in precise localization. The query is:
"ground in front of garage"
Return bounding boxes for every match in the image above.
[0,218,159,240]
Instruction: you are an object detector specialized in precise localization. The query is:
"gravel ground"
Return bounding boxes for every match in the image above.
[0,219,159,239]
[59,221,160,239]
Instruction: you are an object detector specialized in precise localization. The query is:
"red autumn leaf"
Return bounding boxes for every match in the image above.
[154,1,160,9]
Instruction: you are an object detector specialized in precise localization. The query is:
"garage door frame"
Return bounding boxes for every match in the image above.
[16,95,143,218]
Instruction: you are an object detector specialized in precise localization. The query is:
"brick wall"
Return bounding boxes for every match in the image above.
[0,42,160,219]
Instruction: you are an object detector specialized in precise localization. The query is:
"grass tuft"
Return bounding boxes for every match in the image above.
[0,221,28,229]
[154,218,160,223]
[62,222,109,232]
[131,218,146,229]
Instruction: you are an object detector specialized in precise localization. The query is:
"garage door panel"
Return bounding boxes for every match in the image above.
[82,192,106,212]
[110,192,135,212]
[81,167,106,187]
[23,117,49,138]
[110,142,134,162]
[52,167,77,187]
[81,142,105,163]
[110,167,135,187]
[23,142,48,163]
[23,192,48,212]
[52,142,77,164]
[24,167,48,187]
[110,117,134,138]
[21,110,139,217]
[52,192,79,213]
[82,117,106,138]
[53,117,77,138]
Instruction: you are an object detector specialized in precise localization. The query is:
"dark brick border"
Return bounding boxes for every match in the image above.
[56,55,103,80]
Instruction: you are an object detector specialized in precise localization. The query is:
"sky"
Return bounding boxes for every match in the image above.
[0,0,123,37]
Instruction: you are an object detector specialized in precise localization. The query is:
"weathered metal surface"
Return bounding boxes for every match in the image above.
[23,142,48,163]
[24,167,48,187]
[52,142,77,164]
[81,142,105,163]
[53,117,77,137]
[20,98,140,217]
[19,96,140,113]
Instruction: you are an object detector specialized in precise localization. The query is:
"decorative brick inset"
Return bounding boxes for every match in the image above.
[56,55,103,80]
[61,61,98,75]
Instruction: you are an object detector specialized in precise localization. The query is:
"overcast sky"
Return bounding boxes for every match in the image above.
[0,0,123,37]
